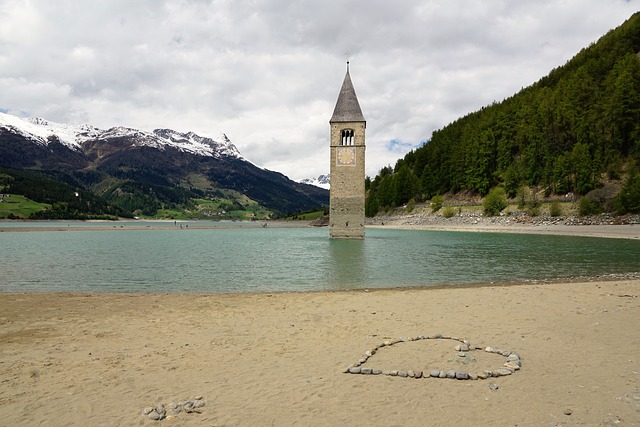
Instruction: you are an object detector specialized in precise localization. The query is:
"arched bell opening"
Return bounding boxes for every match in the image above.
[340,129,355,146]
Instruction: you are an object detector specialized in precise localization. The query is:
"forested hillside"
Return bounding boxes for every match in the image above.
[366,12,640,216]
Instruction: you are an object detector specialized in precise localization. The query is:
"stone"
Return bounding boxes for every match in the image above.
[564,409,573,416]
[414,371,423,379]
[446,370,456,379]
[365,351,373,357]
[194,395,204,401]
[455,371,469,380]
[389,370,398,376]
[455,344,469,351]
[381,370,391,375]
[358,358,367,364]
[489,383,499,391]
[348,367,361,374]
[459,353,477,364]
[372,369,382,375]
[154,404,166,416]
[361,368,372,374]
[141,407,153,416]
[469,373,478,380]
[507,354,520,362]
[504,362,520,371]
[430,370,441,378]
[193,400,205,408]
[398,371,408,377]
[439,371,447,378]
[477,372,487,379]
[407,370,415,378]
[458,352,466,357]
[494,368,513,376]
[485,347,494,353]
[383,340,392,346]
[148,411,163,421]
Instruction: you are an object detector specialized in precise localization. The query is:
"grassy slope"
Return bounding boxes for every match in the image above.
[141,196,273,220]
[0,195,50,219]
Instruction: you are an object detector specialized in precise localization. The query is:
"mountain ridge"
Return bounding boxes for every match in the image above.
[0,112,243,159]
[0,112,328,219]
[299,174,330,189]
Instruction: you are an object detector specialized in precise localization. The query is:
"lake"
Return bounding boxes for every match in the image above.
[1,222,639,293]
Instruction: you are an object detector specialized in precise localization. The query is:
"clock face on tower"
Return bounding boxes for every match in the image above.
[336,146,356,166]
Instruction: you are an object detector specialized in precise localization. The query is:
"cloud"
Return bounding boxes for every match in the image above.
[1,0,638,180]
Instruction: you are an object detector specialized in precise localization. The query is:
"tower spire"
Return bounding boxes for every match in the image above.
[330,57,365,124]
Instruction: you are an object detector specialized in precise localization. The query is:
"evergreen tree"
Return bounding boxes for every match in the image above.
[614,168,640,213]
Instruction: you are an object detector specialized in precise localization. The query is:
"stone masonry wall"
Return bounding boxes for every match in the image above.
[330,121,365,239]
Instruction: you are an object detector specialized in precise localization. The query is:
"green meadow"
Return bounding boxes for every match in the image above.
[0,194,50,219]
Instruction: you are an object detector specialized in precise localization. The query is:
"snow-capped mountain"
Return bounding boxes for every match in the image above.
[0,112,242,159]
[152,128,241,158]
[299,174,330,189]
[0,111,329,216]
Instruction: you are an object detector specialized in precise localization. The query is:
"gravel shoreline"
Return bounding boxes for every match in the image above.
[367,212,640,239]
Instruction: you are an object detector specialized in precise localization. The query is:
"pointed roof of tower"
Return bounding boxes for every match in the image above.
[330,63,365,123]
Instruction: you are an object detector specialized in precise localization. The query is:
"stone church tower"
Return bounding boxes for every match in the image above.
[329,63,366,239]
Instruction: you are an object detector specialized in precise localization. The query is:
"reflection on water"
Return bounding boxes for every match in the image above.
[0,226,639,293]
[328,238,366,290]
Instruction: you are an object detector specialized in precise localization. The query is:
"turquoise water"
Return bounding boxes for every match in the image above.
[1,225,639,293]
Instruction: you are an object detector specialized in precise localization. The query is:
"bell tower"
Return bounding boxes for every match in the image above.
[329,62,366,239]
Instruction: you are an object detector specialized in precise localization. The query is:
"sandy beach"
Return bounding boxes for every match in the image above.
[1,278,639,426]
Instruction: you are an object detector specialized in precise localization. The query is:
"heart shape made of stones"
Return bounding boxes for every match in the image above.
[343,334,522,380]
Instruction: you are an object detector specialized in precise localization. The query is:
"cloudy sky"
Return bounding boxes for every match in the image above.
[1,1,638,181]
